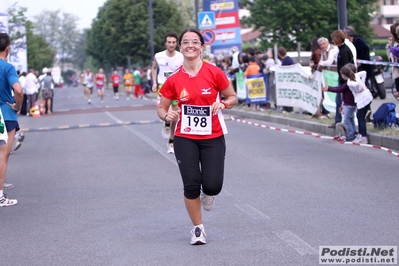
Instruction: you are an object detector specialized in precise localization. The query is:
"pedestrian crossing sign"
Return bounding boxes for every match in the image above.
[198,11,215,30]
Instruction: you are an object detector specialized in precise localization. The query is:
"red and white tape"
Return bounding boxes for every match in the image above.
[230,116,399,158]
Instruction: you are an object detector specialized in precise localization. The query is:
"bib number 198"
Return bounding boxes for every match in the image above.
[181,105,212,135]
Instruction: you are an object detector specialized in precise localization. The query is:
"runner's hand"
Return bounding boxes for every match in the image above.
[6,102,20,112]
[212,102,225,115]
[165,110,180,122]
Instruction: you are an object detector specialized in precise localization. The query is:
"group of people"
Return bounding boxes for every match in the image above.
[17,67,55,116]
[81,67,146,104]
[310,26,386,144]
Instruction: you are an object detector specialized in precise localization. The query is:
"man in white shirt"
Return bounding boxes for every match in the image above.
[317,37,335,69]
[25,69,38,116]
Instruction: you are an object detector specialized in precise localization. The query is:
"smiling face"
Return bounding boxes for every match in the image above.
[180,32,203,60]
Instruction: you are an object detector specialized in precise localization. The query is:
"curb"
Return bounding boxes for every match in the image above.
[223,108,399,152]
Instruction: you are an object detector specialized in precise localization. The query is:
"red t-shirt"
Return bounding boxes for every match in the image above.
[96,74,105,87]
[111,74,120,87]
[161,62,230,140]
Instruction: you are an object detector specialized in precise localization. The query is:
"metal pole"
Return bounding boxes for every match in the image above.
[149,0,154,61]
[195,0,199,29]
[337,0,347,30]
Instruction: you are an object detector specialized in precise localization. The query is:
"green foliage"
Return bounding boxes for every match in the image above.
[33,10,81,70]
[87,0,185,68]
[242,0,379,51]
[373,49,388,61]
[7,3,55,70]
[168,0,197,28]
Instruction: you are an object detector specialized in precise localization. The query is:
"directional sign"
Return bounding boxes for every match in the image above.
[201,29,216,45]
[198,11,215,30]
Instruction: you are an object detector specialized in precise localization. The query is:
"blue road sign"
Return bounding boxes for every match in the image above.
[198,11,216,30]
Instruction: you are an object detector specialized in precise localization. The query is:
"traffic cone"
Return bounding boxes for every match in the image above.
[40,100,45,114]
[33,102,41,118]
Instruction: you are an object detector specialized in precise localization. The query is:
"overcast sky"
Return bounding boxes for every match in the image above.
[1,0,107,29]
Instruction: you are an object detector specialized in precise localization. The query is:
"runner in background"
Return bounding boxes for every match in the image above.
[95,68,106,103]
[123,69,134,100]
[132,67,144,99]
[111,70,120,100]
[151,32,184,153]
[81,68,94,104]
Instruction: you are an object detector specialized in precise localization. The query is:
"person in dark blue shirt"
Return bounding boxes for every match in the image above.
[278,47,294,112]
[278,47,295,66]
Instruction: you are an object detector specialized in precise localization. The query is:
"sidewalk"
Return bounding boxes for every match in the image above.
[223,106,399,152]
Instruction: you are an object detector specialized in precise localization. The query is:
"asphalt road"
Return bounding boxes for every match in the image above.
[1,86,398,266]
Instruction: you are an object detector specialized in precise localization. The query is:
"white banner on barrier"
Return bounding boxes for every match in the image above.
[274,63,322,114]
[0,13,9,34]
[9,23,28,73]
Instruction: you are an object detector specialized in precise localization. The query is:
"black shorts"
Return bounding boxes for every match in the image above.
[174,136,226,199]
[113,86,119,93]
[5,121,20,132]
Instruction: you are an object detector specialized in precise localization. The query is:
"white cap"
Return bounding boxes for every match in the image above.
[42,67,48,74]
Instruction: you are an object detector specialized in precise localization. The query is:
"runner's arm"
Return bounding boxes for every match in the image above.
[9,82,23,111]
[151,58,158,92]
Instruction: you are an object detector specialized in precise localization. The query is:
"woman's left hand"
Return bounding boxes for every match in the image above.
[212,102,225,115]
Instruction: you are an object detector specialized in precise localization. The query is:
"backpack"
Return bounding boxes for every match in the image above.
[372,102,398,129]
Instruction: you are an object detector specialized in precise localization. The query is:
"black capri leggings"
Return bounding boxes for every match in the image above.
[174,136,226,199]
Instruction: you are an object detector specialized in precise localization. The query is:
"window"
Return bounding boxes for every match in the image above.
[387,17,394,24]
[384,0,393,5]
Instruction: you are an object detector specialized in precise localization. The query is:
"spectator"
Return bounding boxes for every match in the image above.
[322,64,357,142]
[25,69,38,116]
[317,37,335,70]
[329,30,354,128]
[312,37,332,118]
[386,22,399,96]
[244,57,260,77]
[310,36,322,72]
[343,26,372,84]
[278,47,294,112]
[343,63,373,144]
[278,47,294,66]
[41,71,55,114]
[18,71,27,116]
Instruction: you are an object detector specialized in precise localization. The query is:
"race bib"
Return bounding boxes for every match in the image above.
[180,105,212,135]
[97,80,104,85]
[114,78,119,84]
[164,72,173,78]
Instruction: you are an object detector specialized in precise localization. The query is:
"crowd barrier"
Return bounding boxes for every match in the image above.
[230,58,395,115]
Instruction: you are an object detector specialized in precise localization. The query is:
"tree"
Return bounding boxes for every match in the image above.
[33,10,80,70]
[169,0,197,28]
[87,0,185,68]
[242,0,379,51]
[7,3,55,70]
[70,29,89,71]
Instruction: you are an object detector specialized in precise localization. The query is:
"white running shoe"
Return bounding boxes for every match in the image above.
[0,195,17,207]
[190,226,206,245]
[127,97,130,100]
[88,99,91,104]
[352,134,363,144]
[162,126,171,139]
[200,192,215,211]
[167,143,174,154]
[3,182,14,189]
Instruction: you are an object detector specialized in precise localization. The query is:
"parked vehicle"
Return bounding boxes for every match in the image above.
[368,53,386,99]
